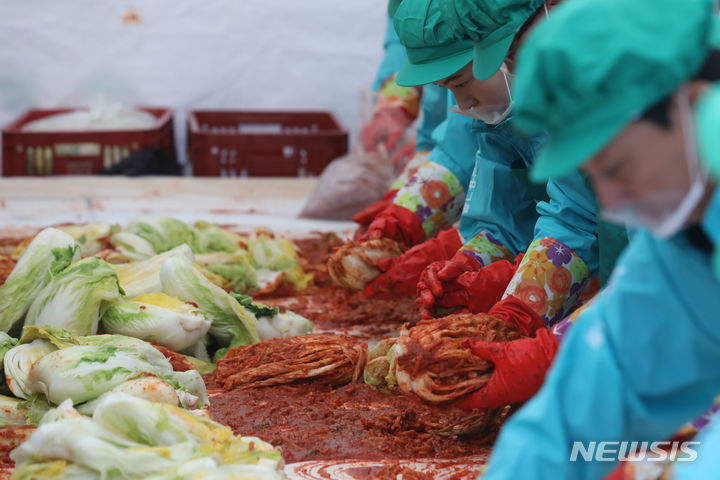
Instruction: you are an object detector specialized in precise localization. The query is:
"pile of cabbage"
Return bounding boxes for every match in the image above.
[11,393,285,479]
[48,216,313,294]
[0,223,314,361]
[0,219,316,476]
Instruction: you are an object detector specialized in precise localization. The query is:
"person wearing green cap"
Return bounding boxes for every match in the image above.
[667,82,720,480]
[476,0,720,478]
[350,3,488,298]
[695,84,720,281]
[388,0,620,344]
[351,0,456,223]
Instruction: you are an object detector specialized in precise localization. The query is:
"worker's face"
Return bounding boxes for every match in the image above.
[583,82,713,232]
[437,62,509,110]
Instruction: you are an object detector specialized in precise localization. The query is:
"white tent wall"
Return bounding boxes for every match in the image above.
[0,0,389,170]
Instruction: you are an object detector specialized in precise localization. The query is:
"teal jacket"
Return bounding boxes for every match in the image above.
[482,225,720,480]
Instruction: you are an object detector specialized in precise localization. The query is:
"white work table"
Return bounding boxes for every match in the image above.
[0,176,355,236]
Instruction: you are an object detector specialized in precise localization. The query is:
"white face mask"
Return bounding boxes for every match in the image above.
[449,64,513,125]
[601,87,708,238]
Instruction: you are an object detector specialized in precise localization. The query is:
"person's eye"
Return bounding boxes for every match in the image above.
[455,81,468,89]
[602,160,626,179]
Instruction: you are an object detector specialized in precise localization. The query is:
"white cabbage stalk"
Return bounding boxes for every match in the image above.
[125,215,197,254]
[255,268,285,292]
[160,257,259,348]
[22,325,213,377]
[195,252,258,293]
[256,312,314,341]
[26,344,174,405]
[12,400,195,477]
[114,244,195,298]
[4,339,57,399]
[76,376,180,416]
[0,331,18,394]
[0,394,29,426]
[14,326,208,409]
[193,221,245,254]
[248,230,312,291]
[10,463,100,480]
[101,293,212,351]
[167,369,209,410]
[109,231,156,262]
[57,223,113,256]
[0,228,79,332]
[11,395,284,480]
[93,394,282,468]
[24,257,123,335]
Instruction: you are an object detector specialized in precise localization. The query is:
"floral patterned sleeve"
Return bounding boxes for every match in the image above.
[503,237,591,327]
[457,231,514,267]
[375,73,422,121]
[392,160,466,240]
[390,151,431,191]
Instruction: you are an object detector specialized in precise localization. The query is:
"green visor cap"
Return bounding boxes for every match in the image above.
[509,0,720,182]
[397,43,474,86]
[388,0,402,18]
[696,85,720,182]
[444,0,546,80]
[394,0,474,86]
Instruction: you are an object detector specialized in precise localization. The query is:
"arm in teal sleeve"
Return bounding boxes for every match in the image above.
[534,171,601,275]
[427,105,478,191]
[458,126,538,255]
[483,230,720,480]
[416,84,448,152]
[373,17,407,91]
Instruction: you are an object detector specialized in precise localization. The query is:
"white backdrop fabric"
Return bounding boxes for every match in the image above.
[0,0,389,168]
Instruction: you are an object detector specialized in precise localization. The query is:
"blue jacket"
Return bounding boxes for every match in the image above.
[482,226,720,480]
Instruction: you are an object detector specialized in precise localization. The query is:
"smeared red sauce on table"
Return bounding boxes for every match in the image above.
[207,382,499,464]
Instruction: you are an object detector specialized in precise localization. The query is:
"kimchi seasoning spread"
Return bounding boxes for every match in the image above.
[264,288,420,332]
[0,258,17,287]
[208,383,499,464]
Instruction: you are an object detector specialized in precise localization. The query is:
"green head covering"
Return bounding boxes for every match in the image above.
[388,0,402,18]
[445,0,546,80]
[696,85,720,280]
[511,0,720,181]
[696,85,720,181]
[394,0,473,86]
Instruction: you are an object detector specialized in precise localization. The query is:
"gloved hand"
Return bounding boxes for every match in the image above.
[361,107,412,153]
[417,253,523,319]
[360,204,427,248]
[487,295,548,337]
[457,327,559,410]
[363,228,462,297]
[352,189,399,241]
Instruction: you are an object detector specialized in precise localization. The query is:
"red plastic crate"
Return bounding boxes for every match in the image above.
[187,110,348,177]
[1,107,175,176]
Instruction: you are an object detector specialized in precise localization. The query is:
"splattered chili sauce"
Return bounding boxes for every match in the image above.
[208,382,501,464]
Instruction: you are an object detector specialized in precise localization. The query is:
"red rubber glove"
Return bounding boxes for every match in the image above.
[417,253,523,319]
[361,107,412,153]
[363,228,462,297]
[487,295,548,337]
[352,189,399,241]
[360,204,426,248]
[456,327,559,410]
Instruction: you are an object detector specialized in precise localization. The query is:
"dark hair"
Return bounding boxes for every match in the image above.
[641,49,720,128]
[507,4,547,62]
